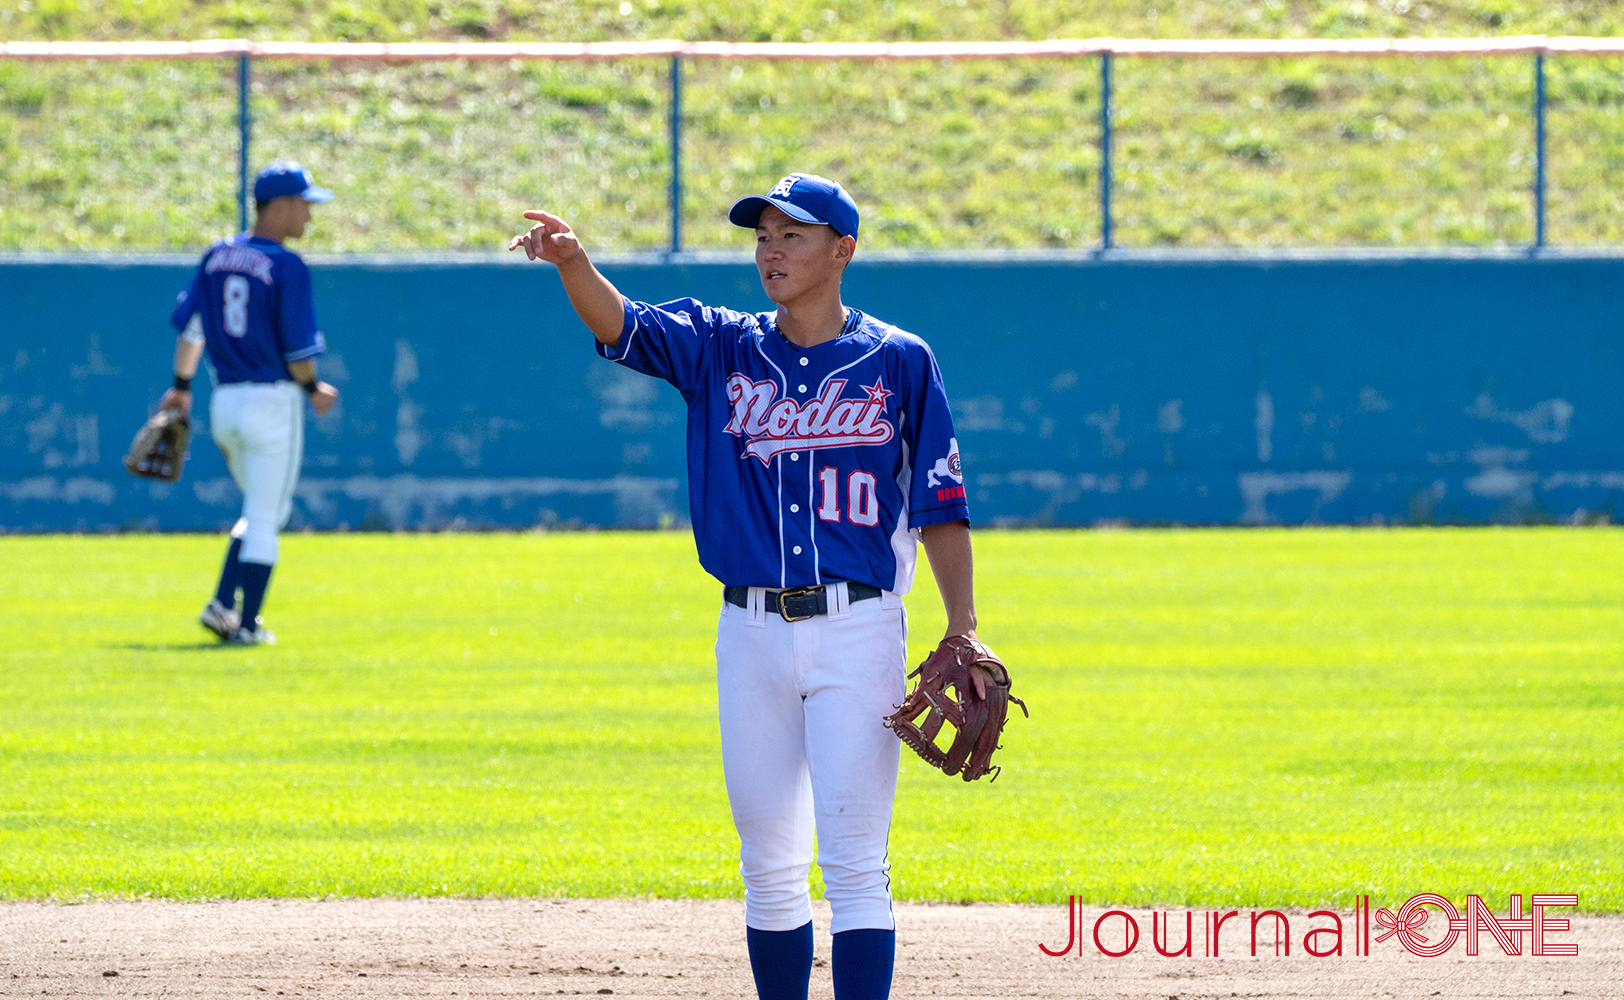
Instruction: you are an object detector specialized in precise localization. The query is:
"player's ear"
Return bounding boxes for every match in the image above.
[834,234,856,263]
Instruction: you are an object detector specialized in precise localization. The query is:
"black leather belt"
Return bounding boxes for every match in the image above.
[723,582,883,622]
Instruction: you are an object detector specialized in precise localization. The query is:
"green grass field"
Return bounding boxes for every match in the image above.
[1,529,1619,910]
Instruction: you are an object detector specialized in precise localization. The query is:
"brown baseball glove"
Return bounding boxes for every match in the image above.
[884,635,1027,782]
[122,405,190,482]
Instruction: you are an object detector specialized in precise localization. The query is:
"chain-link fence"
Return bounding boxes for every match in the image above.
[680,56,1102,250]
[2,40,1621,253]
[252,58,671,251]
[1547,54,1624,244]
[0,59,239,247]
[1112,55,1541,246]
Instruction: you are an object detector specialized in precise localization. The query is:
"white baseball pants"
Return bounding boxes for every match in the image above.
[716,585,908,935]
[209,381,304,565]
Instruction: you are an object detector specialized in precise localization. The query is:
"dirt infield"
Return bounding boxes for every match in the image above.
[1,898,1616,998]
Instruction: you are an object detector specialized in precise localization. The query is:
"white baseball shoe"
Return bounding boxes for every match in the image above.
[199,599,241,640]
[227,620,277,646]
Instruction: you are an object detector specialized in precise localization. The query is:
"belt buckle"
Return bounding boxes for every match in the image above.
[776,585,822,623]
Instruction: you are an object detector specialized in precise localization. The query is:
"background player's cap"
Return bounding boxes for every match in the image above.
[729,173,859,239]
[253,160,335,204]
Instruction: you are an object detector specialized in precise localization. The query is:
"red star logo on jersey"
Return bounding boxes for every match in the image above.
[862,378,893,409]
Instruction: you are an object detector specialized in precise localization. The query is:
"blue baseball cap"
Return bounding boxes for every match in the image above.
[729,173,859,239]
[253,160,334,204]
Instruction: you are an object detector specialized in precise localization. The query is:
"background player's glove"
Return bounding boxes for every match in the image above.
[884,635,1027,782]
[122,404,191,482]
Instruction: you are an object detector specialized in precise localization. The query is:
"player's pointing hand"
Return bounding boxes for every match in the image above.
[508,210,584,265]
[508,208,626,347]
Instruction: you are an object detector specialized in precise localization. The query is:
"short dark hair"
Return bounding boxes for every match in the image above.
[254,199,272,214]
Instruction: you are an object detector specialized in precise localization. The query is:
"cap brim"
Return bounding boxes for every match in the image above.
[728,195,826,230]
[300,186,335,203]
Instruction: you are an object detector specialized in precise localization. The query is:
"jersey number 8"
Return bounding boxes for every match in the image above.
[222,274,250,338]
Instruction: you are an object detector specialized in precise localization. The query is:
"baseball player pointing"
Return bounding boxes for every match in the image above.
[512,174,976,1000]
[162,161,339,644]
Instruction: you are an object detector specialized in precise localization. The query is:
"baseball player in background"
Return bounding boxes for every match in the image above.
[511,173,976,1000]
[160,161,339,645]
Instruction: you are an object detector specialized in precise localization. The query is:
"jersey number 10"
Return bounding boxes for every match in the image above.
[817,468,880,527]
[222,274,250,338]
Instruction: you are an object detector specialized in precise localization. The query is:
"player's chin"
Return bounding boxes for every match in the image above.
[759,275,794,302]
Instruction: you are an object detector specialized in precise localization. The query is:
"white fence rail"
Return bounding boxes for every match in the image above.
[5,37,1624,60]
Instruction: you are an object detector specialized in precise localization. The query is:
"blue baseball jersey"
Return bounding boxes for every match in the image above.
[600,297,969,594]
[170,234,325,384]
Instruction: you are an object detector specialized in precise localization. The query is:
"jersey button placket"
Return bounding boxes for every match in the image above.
[785,356,812,578]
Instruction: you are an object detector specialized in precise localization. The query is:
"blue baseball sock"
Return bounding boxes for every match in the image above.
[213,536,243,608]
[745,921,813,1000]
[831,928,895,1000]
[238,561,274,629]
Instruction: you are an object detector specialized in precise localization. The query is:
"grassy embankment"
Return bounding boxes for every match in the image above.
[1,1,1623,252]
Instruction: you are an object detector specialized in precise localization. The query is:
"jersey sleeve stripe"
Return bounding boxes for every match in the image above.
[908,505,970,530]
[613,298,640,362]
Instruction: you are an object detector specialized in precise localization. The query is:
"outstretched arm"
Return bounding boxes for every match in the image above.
[921,519,976,640]
[508,210,626,348]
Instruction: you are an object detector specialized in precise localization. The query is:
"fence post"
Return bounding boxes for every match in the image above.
[1533,50,1547,249]
[669,54,683,254]
[1099,50,1113,250]
[238,53,251,233]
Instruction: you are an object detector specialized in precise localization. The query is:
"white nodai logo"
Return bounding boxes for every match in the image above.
[769,175,798,199]
[927,437,963,488]
[724,374,895,464]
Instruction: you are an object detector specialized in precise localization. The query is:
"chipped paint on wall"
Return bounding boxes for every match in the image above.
[1238,471,1355,524]
[3,255,1622,529]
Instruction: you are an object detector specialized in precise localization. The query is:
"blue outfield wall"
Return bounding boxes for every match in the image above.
[2,252,1622,531]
